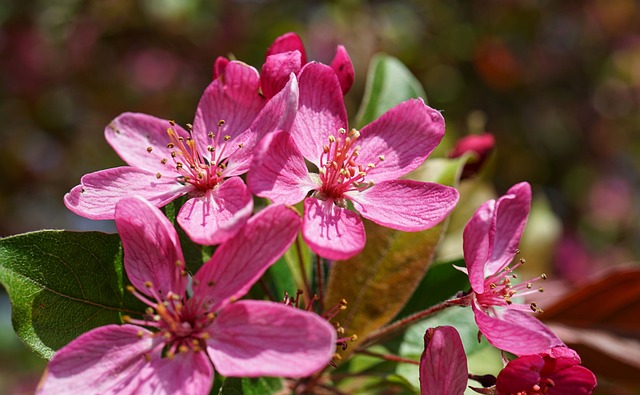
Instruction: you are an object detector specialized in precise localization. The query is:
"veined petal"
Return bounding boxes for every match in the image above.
[192,204,301,310]
[293,62,348,165]
[37,325,156,395]
[177,177,253,246]
[192,61,265,156]
[140,351,213,395]
[247,130,318,205]
[105,112,189,174]
[261,51,302,99]
[356,100,445,182]
[463,199,495,293]
[419,326,468,395]
[266,32,307,64]
[348,180,459,231]
[64,167,189,220]
[330,45,355,94]
[472,304,563,355]
[115,196,187,299]
[206,300,336,377]
[485,182,531,277]
[302,197,365,260]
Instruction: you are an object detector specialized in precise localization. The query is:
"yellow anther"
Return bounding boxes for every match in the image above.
[122,315,131,322]
[144,281,153,288]
[186,123,193,130]
[161,158,168,164]
[126,285,135,293]
[223,135,231,141]
[378,155,385,161]
[156,173,162,179]
[217,120,225,126]
[169,120,176,126]
[146,146,153,153]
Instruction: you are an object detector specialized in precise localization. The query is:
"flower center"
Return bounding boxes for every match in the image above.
[314,128,383,206]
[476,254,547,314]
[151,120,242,192]
[512,377,555,395]
[123,276,214,359]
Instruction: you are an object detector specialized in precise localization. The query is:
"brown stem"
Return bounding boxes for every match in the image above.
[356,349,420,365]
[315,254,324,312]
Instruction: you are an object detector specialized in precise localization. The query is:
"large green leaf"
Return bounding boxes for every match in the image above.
[355,54,427,128]
[324,156,469,360]
[0,230,144,359]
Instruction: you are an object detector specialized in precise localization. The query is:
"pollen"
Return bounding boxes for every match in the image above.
[146,146,153,153]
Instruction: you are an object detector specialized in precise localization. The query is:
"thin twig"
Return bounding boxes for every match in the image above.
[356,349,420,365]
[316,254,324,312]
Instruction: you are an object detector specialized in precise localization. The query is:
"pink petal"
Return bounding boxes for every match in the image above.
[496,355,545,393]
[419,326,468,395]
[212,56,229,79]
[115,196,187,299]
[261,51,302,99]
[348,180,459,231]
[105,112,189,174]
[177,176,253,245]
[192,61,265,157]
[356,99,445,182]
[225,74,299,176]
[247,130,318,205]
[266,32,307,64]
[463,199,496,293]
[473,304,564,355]
[302,197,365,260]
[547,366,597,395]
[64,167,189,220]
[484,182,531,276]
[192,204,301,310]
[140,350,213,395]
[330,45,355,94]
[206,300,336,377]
[293,62,348,165]
[37,325,155,395]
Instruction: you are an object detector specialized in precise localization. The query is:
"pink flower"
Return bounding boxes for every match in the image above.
[448,132,495,179]
[496,347,597,394]
[419,326,468,395]
[64,61,299,245]
[259,32,355,98]
[248,63,459,260]
[38,197,336,395]
[462,182,563,355]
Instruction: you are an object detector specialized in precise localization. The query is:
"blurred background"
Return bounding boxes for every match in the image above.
[1,0,639,394]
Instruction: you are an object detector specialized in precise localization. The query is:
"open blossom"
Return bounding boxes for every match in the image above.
[248,62,459,260]
[496,347,597,395]
[462,182,563,355]
[419,326,468,395]
[64,61,299,245]
[38,197,336,395]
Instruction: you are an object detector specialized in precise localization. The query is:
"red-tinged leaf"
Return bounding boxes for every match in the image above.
[324,157,468,359]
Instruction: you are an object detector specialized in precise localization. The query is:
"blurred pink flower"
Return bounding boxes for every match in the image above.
[64,61,298,245]
[461,182,563,355]
[248,62,459,260]
[496,347,597,395]
[419,326,468,395]
[448,132,495,179]
[38,197,336,395]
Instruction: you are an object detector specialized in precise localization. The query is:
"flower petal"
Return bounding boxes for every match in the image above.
[115,196,187,299]
[419,326,468,395]
[302,197,365,260]
[485,182,531,276]
[140,351,213,395]
[356,99,445,182]
[206,300,336,377]
[261,51,302,99]
[547,365,597,395]
[192,61,265,156]
[192,204,301,310]
[64,167,189,220]
[293,62,348,165]
[247,130,318,205]
[105,112,189,174]
[495,355,545,393]
[330,45,355,94]
[37,325,156,395]
[348,180,459,231]
[265,32,307,64]
[177,176,253,245]
[463,199,495,293]
[473,304,564,355]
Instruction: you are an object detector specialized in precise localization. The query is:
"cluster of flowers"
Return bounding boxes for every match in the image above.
[36,33,597,394]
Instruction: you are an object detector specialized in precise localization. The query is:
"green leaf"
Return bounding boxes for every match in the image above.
[0,230,144,359]
[218,377,283,395]
[355,54,427,128]
[324,156,469,360]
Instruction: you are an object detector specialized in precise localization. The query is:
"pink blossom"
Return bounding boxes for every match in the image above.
[462,182,563,355]
[496,347,597,394]
[259,32,354,98]
[448,132,495,179]
[419,326,468,395]
[38,197,336,395]
[64,61,299,245]
[248,63,459,260]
